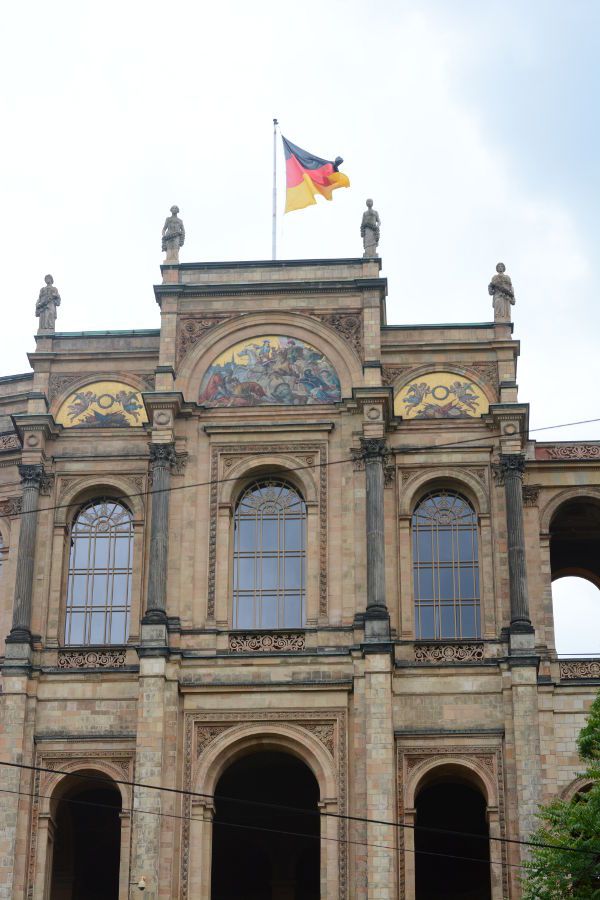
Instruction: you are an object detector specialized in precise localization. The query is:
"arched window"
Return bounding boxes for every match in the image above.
[65,499,133,646]
[412,490,480,640]
[233,479,306,630]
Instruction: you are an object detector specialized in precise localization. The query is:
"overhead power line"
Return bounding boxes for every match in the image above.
[0,783,529,872]
[3,414,600,520]
[1,758,597,859]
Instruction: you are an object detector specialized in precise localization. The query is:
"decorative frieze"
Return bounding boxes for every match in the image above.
[547,444,600,461]
[381,365,414,387]
[228,631,306,652]
[560,660,600,680]
[57,648,127,669]
[414,643,484,663]
[0,431,21,452]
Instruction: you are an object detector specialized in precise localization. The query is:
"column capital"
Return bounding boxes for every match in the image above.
[18,463,44,488]
[360,436,388,461]
[149,442,177,469]
[499,453,526,479]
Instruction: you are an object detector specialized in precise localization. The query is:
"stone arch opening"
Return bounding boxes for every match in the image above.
[550,496,600,655]
[48,771,122,899]
[414,766,491,900]
[211,749,320,900]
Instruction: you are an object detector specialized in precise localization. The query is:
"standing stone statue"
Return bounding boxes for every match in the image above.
[361,199,381,258]
[161,205,185,262]
[488,262,515,322]
[35,275,61,331]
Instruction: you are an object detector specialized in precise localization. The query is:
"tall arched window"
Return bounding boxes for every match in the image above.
[65,499,133,646]
[412,490,480,640]
[233,479,306,630]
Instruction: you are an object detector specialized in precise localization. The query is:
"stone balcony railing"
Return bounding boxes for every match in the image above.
[414,642,485,663]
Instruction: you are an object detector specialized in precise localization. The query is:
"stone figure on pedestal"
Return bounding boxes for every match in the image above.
[35,275,61,331]
[162,205,185,262]
[361,199,381,258]
[488,262,515,322]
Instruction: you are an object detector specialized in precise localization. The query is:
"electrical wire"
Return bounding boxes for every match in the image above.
[2,414,600,520]
[0,783,528,872]
[1,758,597,859]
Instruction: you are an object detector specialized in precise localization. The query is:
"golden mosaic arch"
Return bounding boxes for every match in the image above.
[55,380,148,428]
[394,371,490,419]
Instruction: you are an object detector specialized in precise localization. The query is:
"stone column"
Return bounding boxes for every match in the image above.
[6,464,44,647]
[500,454,532,631]
[143,443,176,625]
[361,438,390,641]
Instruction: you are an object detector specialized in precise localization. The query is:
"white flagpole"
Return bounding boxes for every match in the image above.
[272,118,278,260]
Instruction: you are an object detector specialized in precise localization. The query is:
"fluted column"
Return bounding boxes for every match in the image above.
[500,454,532,630]
[143,443,176,625]
[361,437,390,640]
[7,464,44,644]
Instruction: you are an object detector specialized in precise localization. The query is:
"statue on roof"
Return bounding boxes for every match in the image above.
[361,199,381,258]
[488,262,515,322]
[162,205,185,262]
[35,275,61,332]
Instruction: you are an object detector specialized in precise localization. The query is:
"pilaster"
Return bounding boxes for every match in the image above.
[364,652,397,899]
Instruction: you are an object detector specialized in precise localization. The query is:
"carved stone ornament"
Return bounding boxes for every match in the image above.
[383,460,396,488]
[522,485,541,507]
[57,648,126,669]
[0,432,21,452]
[39,473,55,497]
[493,454,526,485]
[414,643,485,663]
[149,442,177,468]
[229,631,306,652]
[360,437,389,460]
[176,315,234,365]
[547,444,600,461]
[560,660,600,680]
[311,311,363,359]
[18,464,44,488]
[0,497,22,517]
[381,365,414,387]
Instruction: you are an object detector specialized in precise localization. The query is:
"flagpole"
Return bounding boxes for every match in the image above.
[272,118,278,260]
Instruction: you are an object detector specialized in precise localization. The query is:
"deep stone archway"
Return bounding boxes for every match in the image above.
[414,780,491,900]
[49,774,122,900]
[211,750,320,900]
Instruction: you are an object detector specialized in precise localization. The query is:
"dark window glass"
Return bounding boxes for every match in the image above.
[64,499,133,646]
[233,480,306,630]
[412,491,481,639]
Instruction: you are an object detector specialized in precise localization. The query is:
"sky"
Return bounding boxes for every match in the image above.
[1,0,599,651]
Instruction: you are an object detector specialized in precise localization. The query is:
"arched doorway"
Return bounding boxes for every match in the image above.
[414,777,491,900]
[211,750,320,900]
[550,497,600,655]
[49,773,122,900]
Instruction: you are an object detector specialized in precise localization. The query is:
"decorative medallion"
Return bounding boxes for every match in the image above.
[394,371,489,419]
[56,381,148,428]
[199,335,341,407]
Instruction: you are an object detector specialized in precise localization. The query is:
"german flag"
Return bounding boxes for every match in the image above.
[283,136,350,213]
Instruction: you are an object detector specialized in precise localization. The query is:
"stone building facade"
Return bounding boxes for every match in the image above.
[0,255,599,899]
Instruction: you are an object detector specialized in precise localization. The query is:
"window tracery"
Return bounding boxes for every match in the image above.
[412,490,480,639]
[64,499,133,645]
[233,479,306,630]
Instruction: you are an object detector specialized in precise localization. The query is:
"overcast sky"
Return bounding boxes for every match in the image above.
[1,0,599,651]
